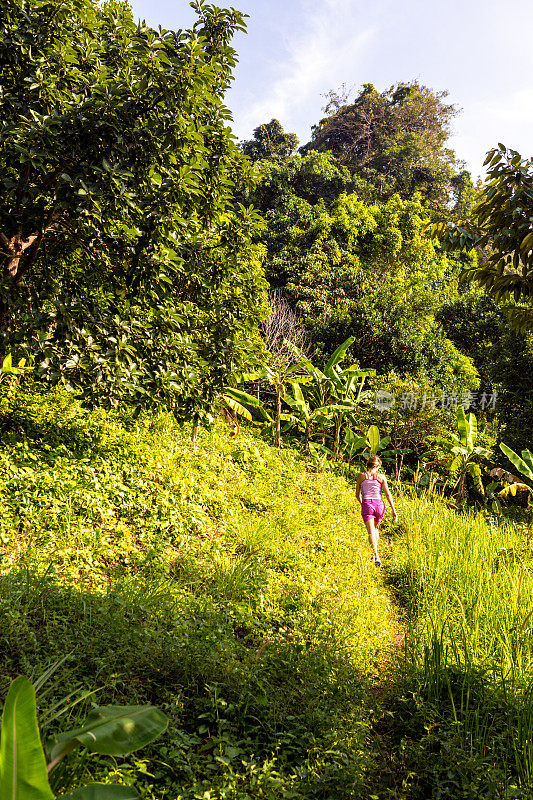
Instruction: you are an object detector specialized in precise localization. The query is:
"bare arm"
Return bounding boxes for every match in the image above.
[381,476,398,521]
[355,473,363,505]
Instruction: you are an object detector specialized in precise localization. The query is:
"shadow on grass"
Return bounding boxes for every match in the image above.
[366,641,533,800]
[383,562,423,621]
[0,566,373,798]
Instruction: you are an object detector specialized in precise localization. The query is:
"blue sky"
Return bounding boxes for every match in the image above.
[130,0,533,178]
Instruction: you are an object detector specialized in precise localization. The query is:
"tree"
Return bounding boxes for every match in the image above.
[240,119,299,163]
[251,153,478,395]
[0,0,267,416]
[467,146,533,330]
[301,82,460,209]
[433,408,491,500]
[433,146,533,331]
[285,336,373,453]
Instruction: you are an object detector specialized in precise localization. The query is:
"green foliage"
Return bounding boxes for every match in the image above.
[240,119,299,163]
[283,336,374,452]
[438,288,533,454]
[433,408,491,498]
[0,0,267,415]
[263,178,477,393]
[47,704,168,764]
[350,423,407,464]
[0,675,167,799]
[244,119,478,398]
[0,677,53,800]
[499,443,533,485]
[0,385,398,797]
[389,496,533,794]
[301,81,460,208]
[434,145,533,331]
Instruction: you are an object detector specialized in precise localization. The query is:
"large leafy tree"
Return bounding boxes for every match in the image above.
[435,145,533,331]
[0,0,267,416]
[240,119,299,163]
[301,82,460,210]
[246,149,477,395]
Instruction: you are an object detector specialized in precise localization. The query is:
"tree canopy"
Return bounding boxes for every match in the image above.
[0,0,267,416]
[245,145,477,395]
[240,118,299,163]
[301,82,460,209]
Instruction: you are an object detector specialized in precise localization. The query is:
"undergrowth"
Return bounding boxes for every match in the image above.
[0,385,398,798]
[4,385,533,798]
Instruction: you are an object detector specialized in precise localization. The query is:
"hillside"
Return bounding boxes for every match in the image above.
[0,386,399,798]
[1,386,531,799]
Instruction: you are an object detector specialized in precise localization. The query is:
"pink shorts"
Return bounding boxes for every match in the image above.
[361,499,385,523]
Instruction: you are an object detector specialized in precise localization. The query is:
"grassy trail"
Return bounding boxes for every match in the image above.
[1,387,530,798]
[0,388,402,798]
[370,495,533,800]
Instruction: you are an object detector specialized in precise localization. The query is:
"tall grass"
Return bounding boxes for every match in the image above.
[392,491,533,791]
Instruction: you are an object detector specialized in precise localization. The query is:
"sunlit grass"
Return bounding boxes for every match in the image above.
[0,387,399,797]
[391,491,533,788]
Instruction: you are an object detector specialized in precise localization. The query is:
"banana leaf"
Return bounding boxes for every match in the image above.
[323,336,355,376]
[0,677,53,800]
[500,442,533,482]
[498,483,531,498]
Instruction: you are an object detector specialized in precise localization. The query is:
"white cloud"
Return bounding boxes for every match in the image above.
[231,0,377,141]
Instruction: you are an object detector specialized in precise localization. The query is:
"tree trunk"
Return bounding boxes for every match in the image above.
[304,422,310,453]
[191,423,199,446]
[275,391,281,448]
[333,416,341,456]
[1,231,41,280]
[0,230,44,327]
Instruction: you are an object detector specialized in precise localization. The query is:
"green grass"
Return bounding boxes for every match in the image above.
[4,385,533,798]
[384,492,533,799]
[0,385,398,798]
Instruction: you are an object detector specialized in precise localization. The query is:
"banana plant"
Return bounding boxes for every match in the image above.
[222,387,273,424]
[285,380,355,452]
[433,408,491,499]
[341,424,409,467]
[241,354,311,447]
[288,337,374,453]
[0,676,168,800]
[496,443,533,502]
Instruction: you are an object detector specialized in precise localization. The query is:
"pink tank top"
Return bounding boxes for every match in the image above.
[361,472,383,500]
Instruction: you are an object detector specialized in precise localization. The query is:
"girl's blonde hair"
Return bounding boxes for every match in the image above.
[366,455,382,470]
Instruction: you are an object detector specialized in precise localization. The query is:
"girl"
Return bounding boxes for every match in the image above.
[356,455,397,567]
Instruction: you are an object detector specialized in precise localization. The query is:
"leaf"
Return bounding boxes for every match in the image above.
[290,381,305,406]
[498,483,531,498]
[500,443,533,482]
[62,785,139,800]
[344,431,367,450]
[456,406,469,448]
[47,704,168,762]
[0,677,54,800]
[222,395,252,421]
[520,232,533,252]
[468,463,484,494]
[224,387,264,409]
[367,425,380,455]
[2,353,13,373]
[449,455,463,477]
[467,412,477,448]
[522,449,533,476]
[323,336,355,376]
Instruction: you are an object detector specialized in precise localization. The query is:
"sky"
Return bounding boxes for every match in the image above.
[130,0,533,179]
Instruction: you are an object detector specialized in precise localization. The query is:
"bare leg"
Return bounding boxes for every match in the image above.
[364,518,380,562]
